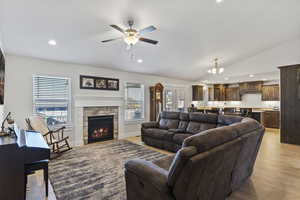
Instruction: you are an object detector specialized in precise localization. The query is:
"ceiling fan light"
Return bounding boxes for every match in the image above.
[124,35,139,45]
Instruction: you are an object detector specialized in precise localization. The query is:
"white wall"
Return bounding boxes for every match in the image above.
[4,55,193,143]
[226,37,300,75]
[200,37,300,83]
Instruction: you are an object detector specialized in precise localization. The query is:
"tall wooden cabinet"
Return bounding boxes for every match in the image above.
[279,64,300,145]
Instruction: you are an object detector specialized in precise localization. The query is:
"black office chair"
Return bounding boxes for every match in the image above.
[25,159,49,198]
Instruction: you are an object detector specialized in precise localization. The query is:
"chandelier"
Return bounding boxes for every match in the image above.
[208,58,224,74]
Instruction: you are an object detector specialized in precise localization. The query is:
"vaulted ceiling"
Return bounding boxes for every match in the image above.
[1,0,300,81]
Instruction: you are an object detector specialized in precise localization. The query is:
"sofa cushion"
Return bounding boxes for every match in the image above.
[172,133,193,145]
[182,125,239,153]
[179,112,189,121]
[159,112,180,129]
[185,113,218,134]
[153,155,175,171]
[160,111,180,119]
[186,122,217,134]
[164,132,176,141]
[217,115,243,127]
[143,128,169,139]
[189,113,218,124]
[159,119,179,130]
[231,118,262,137]
[167,146,198,187]
[177,113,189,131]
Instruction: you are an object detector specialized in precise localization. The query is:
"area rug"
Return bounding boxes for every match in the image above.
[49,140,167,200]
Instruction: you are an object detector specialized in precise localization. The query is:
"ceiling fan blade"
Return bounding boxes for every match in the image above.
[101,37,122,43]
[139,26,157,34]
[110,25,125,33]
[139,37,158,45]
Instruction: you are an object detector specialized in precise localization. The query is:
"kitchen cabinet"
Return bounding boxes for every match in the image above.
[208,88,214,101]
[262,85,279,101]
[239,81,263,94]
[261,111,280,129]
[214,84,226,101]
[225,87,241,101]
[192,85,204,101]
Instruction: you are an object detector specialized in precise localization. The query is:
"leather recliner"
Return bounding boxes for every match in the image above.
[141,111,243,152]
[126,117,265,200]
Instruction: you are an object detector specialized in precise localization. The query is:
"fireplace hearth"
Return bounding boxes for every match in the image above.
[88,115,114,144]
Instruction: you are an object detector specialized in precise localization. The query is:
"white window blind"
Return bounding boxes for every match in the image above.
[33,75,71,126]
[125,82,145,121]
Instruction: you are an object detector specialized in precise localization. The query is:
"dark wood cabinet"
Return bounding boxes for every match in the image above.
[279,64,300,145]
[262,111,280,129]
[225,87,241,101]
[192,85,204,101]
[239,81,263,94]
[211,85,240,101]
[214,84,226,101]
[262,85,279,101]
[208,88,214,101]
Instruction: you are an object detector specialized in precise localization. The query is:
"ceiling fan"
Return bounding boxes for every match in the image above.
[102,20,158,48]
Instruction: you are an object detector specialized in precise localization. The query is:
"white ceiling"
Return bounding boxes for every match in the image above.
[1,0,300,81]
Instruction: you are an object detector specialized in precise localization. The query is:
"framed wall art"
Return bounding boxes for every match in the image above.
[80,75,119,91]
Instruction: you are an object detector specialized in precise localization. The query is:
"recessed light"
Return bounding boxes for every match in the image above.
[137,59,143,63]
[48,40,57,46]
[224,77,229,80]
[249,74,254,78]
[216,0,224,4]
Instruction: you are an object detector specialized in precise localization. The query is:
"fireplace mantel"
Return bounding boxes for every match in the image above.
[74,95,124,108]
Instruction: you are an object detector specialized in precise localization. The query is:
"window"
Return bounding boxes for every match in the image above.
[125,82,145,121]
[164,87,185,112]
[33,75,71,127]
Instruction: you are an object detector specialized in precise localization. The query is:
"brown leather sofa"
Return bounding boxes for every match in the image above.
[125,114,265,200]
[141,111,243,152]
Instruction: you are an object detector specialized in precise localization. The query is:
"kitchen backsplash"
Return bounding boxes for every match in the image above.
[193,93,280,108]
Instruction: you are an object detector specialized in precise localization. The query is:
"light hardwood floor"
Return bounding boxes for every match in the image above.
[28,129,300,200]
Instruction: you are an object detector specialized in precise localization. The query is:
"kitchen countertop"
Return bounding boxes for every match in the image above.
[197,107,279,112]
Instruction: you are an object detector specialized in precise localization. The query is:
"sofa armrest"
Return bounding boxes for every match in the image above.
[125,159,173,200]
[141,121,159,129]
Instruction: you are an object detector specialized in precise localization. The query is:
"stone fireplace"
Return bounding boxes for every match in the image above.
[83,106,118,145]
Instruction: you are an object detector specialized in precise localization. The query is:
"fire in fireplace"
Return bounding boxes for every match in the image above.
[88,115,114,144]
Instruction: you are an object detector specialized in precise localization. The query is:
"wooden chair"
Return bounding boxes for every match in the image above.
[26,116,72,157]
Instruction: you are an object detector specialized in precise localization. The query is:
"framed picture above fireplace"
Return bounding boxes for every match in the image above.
[80,75,119,91]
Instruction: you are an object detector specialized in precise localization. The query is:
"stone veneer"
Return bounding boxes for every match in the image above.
[83,106,119,145]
